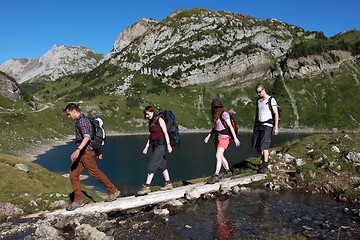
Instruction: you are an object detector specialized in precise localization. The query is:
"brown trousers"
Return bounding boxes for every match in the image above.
[70,149,116,202]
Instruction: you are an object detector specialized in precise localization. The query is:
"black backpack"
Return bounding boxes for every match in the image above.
[268,96,281,123]
[157,110,179,147]
[219,111,238,139]
[76,116,106,151]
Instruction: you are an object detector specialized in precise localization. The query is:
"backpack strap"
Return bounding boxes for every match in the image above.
[255,97,274,125]
[218,111,231,135]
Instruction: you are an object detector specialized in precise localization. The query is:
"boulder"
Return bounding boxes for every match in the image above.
[75,224,106,240]
[15,163,29,173]
[184,188,201,200]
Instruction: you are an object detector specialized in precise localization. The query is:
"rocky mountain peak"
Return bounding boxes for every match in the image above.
[0,45,104,84]
[100,18,158,64]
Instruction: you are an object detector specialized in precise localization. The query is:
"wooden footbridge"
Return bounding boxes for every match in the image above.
[24,174,266,219]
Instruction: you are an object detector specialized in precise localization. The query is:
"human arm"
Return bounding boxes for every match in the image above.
[159,118,172,153]
[204,133,211,143]
[225,118,241,147]
[272,105,279,136]
[143,139,150,154]
[71,137,90,162]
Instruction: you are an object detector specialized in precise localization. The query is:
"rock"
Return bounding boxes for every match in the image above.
[283,154,294,163]
[0,203,24,217]
[330,146,340,153]
[166,199,183,207]
[184,188,201,200]
[346,151,360,165]
[232,186,241,194]
[50,200,68,208]
[295,158,305,166]
[309,170,316,179]
[158,209,170,217]
[35,223,62,239]
[15,163,29,173]
[75,224,106,240]
[29,200,38,207]
[54,215,81,230]
[219,183,231,194]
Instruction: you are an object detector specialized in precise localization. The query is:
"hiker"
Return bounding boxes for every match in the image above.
[137,106,173,195]
[63,103,120,211]
[204,98,241,184]
[252,83,279,173]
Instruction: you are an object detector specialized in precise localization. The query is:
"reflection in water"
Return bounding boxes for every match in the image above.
[255,192,270,221]
[215,198,233,240]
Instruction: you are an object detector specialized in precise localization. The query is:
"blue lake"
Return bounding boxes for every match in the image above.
[35,132,311,196]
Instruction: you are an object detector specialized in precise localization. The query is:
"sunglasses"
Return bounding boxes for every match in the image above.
[256,89,263,94]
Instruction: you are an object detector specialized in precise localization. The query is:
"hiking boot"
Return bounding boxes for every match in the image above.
[258,160,270,173]
[160,182,173,191]
[66,200,84,211]
[137,185,150,195]
[221,170,233,179]
[206,174,219,184]
[105,189,120,202]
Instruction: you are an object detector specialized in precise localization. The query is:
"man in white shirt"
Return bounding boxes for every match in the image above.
[252,83,279,173]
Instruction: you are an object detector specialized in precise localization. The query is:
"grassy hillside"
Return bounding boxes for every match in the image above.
[0,153,102,217]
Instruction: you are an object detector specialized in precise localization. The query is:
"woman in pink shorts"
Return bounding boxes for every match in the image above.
[204,98,241,184]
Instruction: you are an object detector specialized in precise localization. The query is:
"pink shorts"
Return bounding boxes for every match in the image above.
[215,138,230,149]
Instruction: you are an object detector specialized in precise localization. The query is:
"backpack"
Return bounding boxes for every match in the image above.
[219,111,238,139]
[268,96,281,123]
[256,96,281,124]
[157,110,179,147]
[77,116,106,151]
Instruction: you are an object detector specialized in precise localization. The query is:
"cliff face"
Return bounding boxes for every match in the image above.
[104,9,300,87]
[0,45,104,83]
[0,71,20,101]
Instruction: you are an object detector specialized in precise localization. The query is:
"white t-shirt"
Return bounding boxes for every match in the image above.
[257,96,277,127]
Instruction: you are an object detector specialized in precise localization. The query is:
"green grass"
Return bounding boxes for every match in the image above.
[0,153,102,217]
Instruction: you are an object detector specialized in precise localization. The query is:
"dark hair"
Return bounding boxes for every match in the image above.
[63,103,79,112]
[255,83,265,90]
[143,106,157,129]
[211,105,226,125]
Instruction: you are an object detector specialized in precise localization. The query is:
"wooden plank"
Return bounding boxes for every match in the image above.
[24,174,266,219]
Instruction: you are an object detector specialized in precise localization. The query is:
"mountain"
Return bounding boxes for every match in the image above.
[0,44,104,85]
[0,8,359,157]
[0,71,21,101]
[35,8,357,130]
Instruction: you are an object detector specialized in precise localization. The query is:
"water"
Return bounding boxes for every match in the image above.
[114,189,360,239]
[35,132,311,196]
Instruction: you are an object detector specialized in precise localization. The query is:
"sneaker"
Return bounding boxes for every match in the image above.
[137,185,150,196]
[160,182,173,191]
[258,161,269,173]
[105,189,120,202]
[206,174,219,184]
[66,200,84,211]
[221,170,233,179]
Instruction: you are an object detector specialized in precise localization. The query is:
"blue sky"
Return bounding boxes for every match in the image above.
[0,0,359,65]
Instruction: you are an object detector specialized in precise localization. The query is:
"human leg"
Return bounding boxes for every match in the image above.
[138,145,166,195]
[82,150,117,195]
[215,147,226,174]
[69,157,85,202]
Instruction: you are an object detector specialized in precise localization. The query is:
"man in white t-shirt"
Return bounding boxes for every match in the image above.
[252,83,279,173]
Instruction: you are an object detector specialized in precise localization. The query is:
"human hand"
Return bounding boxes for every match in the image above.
[143,147,148,155]
[234,138,241,147]
[71,150,79,162]
[167,145,173,153]
[204,135,210,143]
[273,127,279,136]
